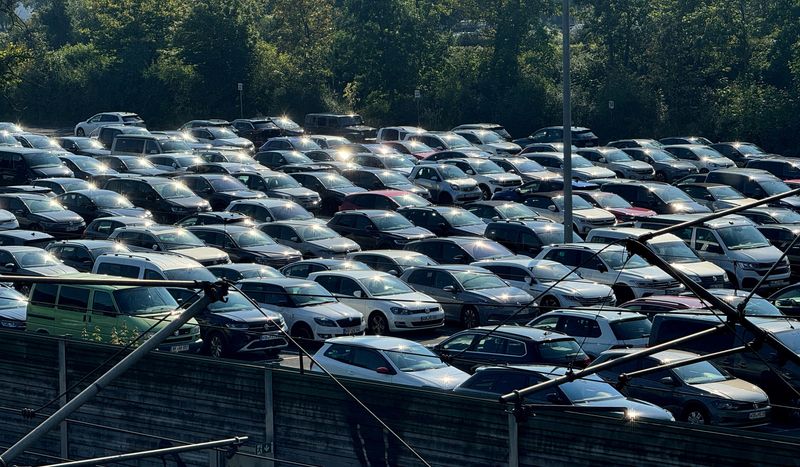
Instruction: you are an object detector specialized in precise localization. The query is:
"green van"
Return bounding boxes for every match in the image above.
[25,273,202,353]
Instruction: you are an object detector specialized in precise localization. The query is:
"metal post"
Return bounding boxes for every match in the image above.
[263,365,275,467]
[508,411,519,467]
[0,291,219,467]
[58,338,68,461]
[561,0,573,242]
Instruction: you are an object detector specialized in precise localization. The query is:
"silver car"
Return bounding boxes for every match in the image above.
[525,152,617,181]
[259,220,361,258]
[453,129,521,155]
[522,192,616,234]
[577,147,655,180]
[407,164,481,205]
[442,158,522,200]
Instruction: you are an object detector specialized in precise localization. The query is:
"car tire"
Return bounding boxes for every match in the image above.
[479,185,492,200]
[206,332,228,358]
[682,404,711,425]
[368,312,389,336]
[76,128,85,137]
[613,285,634,304]
[613,171,624,178]
[540,295,560,310]
[291,322,314,341]
[438,192,453,205]
[461,306,480,329]
[654,171,666,182]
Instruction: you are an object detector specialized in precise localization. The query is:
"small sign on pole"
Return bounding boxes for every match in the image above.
[237,83,243,91]
[608,100,615,110]
[414,89,421,99]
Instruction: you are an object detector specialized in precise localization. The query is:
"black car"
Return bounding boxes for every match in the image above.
[404,236,516,264]
[0,193,85,237]
[327,210,434,249]
[231,118,283,147]
[513,126,599,148]
[233,171,322,211]
[0,230,54,248]
[746,157,800,180]
[0,147,73,185]
[289,171,367,215]
[186,162,255,176]
[207,263,283,282]
[485,220,580,257]
[58,155,119,182]
[226,198,317,223]
[56,189,151,223]
[31,177,94,195]
[491,179,598,203]
[56,136,111,157]
[253,150,317,169]
[303,113,376,142]
[186,225,302,267]
[0,185,55,197]
[711,142,768,168]
[103,177,211,224]
[176,211,254,227]
[397,206,487,236]
[601,181,711,214]
[45,239,130,271]
[341,168,430,198]
[82,216,155,240]
[465,200,545,223]
[432,326,590,373]
[95,155,169,176]
[175,174,265,211]
[345,250,438,276]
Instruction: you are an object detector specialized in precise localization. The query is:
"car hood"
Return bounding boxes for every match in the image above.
[32,210,84,223]
[693,379,768,402]
[620,266,676,282]
[386,226,434,239]
[575,166,616,179]
[168,197,209,210]
[574,397,674,421]
[467,286,533,304]
[309,237,360,253]
[32,166,73,178]
[449,179,479,190]
[247,244,302,257]
[483,173,522,184]
[607,207,657,218]
[216,137,253,148]
[573,208,616,222]
[452,223,487,236]
[98,207,149,218]
[616,161,653,170]
[332,186,368,195]
[270,187,319,198]
[0,305,26,321]
[216,308,281,322]
[671,261,726,279]
[546,279,612,297]
[219,189,264,199]
[404,366,469,389]
[25,264,80,276]
[729,246,784,263]
[306,301,362,319]
[384,291,438,307]
[173,246,229,263]
[389,184,428,197]
[131,167,169,176]
[665,200,711,214]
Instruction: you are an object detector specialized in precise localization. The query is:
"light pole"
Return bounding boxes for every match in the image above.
[562,0,573,242]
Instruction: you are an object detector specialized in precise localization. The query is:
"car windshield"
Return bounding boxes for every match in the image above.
[287,283,336,306]
[160,140,192,152]
[58,179,92,192]
[207,291,256,313]
[25,135,61,149]
[265,174,301,189]
[175,156,204,167]
[239,267,282,279]
[232,229,276,247]
[603,150,634,162]
[537,226,581,245]
[531,263,582,281]
[465,240,515,260]
[440,165,469,180]
[647,150,678,162]
[0,133,20,145]
[390,193,428,207]
[376,171,412,185]
[651,185,694,203]
[209,176,247,192]
[695,147,725,159]
[92,192,134,208]
[371,212,414,231]
[761,180,791,196]
[440,208,484,226]
[384,343,448,371]
[494,203,538,219]
[382,156,415,169]
[770,210,800,224]
[12,250,60,268]
[0,287,26,310]
[114,287,178,315]
[360,274,413,296]
[590,192,632,209]
[339,115,365,126]
[737,144,764,155]
[706,186,745,200]
[511,159,546,172]
[297,224,339,240]
[598,250,651,269]
[559,378,624,403]
[477,131,504,143]
[268,202,313,221]
[393,254,437,267]
[717,225,770,250]
[156,230,205,249]
[470,160,504,174]
[673,361,729,384]
[452,271,508,290]
[405,141,434,152]
[22,152,61,168]
[67,157,105,171]
[440,134,473,149]
[650,240,700,264]
[207,128,238,139]
[292,138,322,151]
[281,151,312,164]
[713,293,782,316]
[162,267,216,282]
[553,196,593,211]
[74,139,105,150]
[24,198,66,213]
[538,339,587,362]
[271,117,301,130]
[317,173,353,189]
[609,317,652,340]
[124,158,156,169]
[153,182,195,199]
[571,155,594,168]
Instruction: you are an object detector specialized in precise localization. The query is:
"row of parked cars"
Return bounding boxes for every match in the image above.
[0,115,798,428]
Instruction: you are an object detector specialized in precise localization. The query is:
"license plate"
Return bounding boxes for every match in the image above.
[170,344,189,353]
[260,335,270,341]
[66,225,80,231]
[420,314,438,321]
[344,327,360,336]
[749,411,766,420]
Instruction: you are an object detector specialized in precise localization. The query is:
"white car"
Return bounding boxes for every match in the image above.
[471,258,615,309]
[663,145,736,172]
[536,243,684,303]
[311,336,469,389]
[453,129,521,155]
[585,227,728,288]
[525,152,617,181]
[308,270,444,335]
[523,192,616,234]
[237,278,366,341]
[74,112,144,136]
[528,309,652,358]
[442,158,522,200]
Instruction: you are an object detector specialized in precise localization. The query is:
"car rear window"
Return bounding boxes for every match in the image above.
[610,317,652,340]
[537,339,586,363]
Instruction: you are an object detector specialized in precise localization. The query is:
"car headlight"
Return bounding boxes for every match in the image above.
[0,320,23,328]
[712,400,751,410]
[170,206,186,213]
[393,238,408,245]
[314,317,338,327]
[739,262,759,270]
[225,322,249,329]
[450,184,462,191]
[389,306,414,315]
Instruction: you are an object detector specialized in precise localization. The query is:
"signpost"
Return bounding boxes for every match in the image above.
[238,82,244,118]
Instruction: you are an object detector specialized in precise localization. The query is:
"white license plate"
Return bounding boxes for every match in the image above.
[66,225,80,231]
[420,314,438,321]
[344,327,360,335]
[170,344,189,353]
[749,411,766,420]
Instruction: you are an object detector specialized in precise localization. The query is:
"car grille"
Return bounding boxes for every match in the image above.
[296,195,321,204]
[498,179,522,187]
[248,320,282,332]
[263,255,302,267]
[410,318,445,327]
[699,275,726,288]
[576,296,615,306]
[649,280,682,289]
[765,265,791,276]
[586,218,616,226]
[336,317,362,328]
[634,168,654,174]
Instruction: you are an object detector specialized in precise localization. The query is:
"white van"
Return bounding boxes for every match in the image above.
[92,251,216,282]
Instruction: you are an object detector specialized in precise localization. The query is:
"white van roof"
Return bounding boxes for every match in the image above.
[95,251,203,271]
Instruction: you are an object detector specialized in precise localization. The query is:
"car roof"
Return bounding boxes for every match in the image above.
[290,258,365,267]
[50,239,120,249]
[469,325,572,341]
[347,190,409,197]
[187,224,258,233]
[0,245,47,253]
[312,270,391,280]
[349,249,426,259]
[599,348,698,362]
[412,236,489,245]
[473,258,557,269]
[543,308,643,321]
[416,264,489,273]
[115,225,185,233]
[487,220,559,231]
[323,335,422,350]
[96,251,203,269]
[88,216,152,226]
[208,263,274,272]
[646,213,753,228]
[230,198,300,208]
[545,242,624,252]
[239,277,314,287]
[335,209,398,217]
[0,192,50,200]
[0,230,52,239]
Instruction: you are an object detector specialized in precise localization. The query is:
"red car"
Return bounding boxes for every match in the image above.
[785,179,800,190]
[339,190,431,211]
[575,190,657,222]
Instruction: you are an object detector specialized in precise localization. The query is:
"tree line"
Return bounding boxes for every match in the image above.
[1,0,799,154]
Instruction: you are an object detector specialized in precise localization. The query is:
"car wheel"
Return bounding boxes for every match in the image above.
[540,295,560,310]
[461,306,480,329]
[613,171,624,178]
[479,185,492,200]
[682,405,711,425]
[76,128,85,137]
[613,285,634,304]
[654,171,666,182]
[438,192,453,205]
[207,332,228,358]
[368,312,389,336]
[291,322,314,341]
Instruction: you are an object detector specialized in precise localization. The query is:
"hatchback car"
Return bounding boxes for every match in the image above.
[233,170,322,210]
[226,198,317,223]
[280,258,371,279]
[328,210,434,250]
[522,192,616,234]
[107,225,230,266]
[341,168,431,198]
[207,263,283,282]
[574,190,657,223]
[259,220,361,258]
[345,250,437,276]
[289,171,368,214]
[186,126,255,153]
[45,239,130,272]
[453,129,520,155]
[186,225,302,267]
[490,157,560,183]
[311,336,468,388]
[350,153,416,177]
[56,189,151,223]
[662,145,736,172]
[577,147,655,180]
[621,147,699,183]
[407,164,481,205]
[397,206,487,237]
[340,190,431,211]
[0,193,85,237]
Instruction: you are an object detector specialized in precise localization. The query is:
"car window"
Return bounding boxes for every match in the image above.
[323,343,353,364]
[58,286,90,311]
[532,316,559,330]
[31,283,58,306]
[562,317,602,338]
[432,271,458,289]
[352,348,391,371]
[441,333,477,351]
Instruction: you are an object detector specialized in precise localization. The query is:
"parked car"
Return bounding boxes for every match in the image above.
[0,246,78,283]
[186,225,302,267]
[56,189,151,223]
[345,250,437,276]
[82,216,155,240]
[484,220,581,257]
[521,192,616,234]
[577,147,655,180]
[233,171,322,210]
[513,126,599,148]
[524,152,615,181]
[111,133,196,157]
[453,129,521,155]
[207,263,283,282]
[519,143,579,155]
[74,112,145,136]
[145,154,205,172]
[311,336,468,388]
[226,198,317,223]
[238,278,366,340]
[746,157,800,181]
[327,210,434,250]
[382,140,437,160]
[768,283,800,317]
[619,295,708,315]
[710,142,768,168]
[705,168,800,211]
[601,181,711,214]
[107,225,230,266]
[490,157,560,183]
[92,251,216,284]
[400,265,536,328]
[57,137,111,157]
[397,206,487,237]
[407,164,481,205]
[621,147,699,183]
[179,119,236,132]
[0,193,85,237]
[662,145,736,172]
[176,211,254,227]
[607,139,663,149]
[676,183,756,211]
[340,190,431,211]
[280,258,371,279]
[259,137,322,153]
[406,131,476,152]
[57,155,119,182]
[453,365,674,421]
[376,126,426,142]
[465,200,545,224]
[103,177,211,224]
[310,270,444,335]
[0,286,27,330]
[303,113,377,142]
[451,123,512,141]
[45,239,130,271]
[433,326,590,372]
[259,220,361,259]
[0,147,73,184]
[174,174,265,211]
[740,207,800,226]
[536,243,684,303]
[350,152,418,176]
[230,118,283,147]
[288,171,367,215]
[574,190,656,223]
[660,136,714,146]
[441,158,523,199]
[419,149,490,163]
[185,127,255,153]
[591,349,770,426]
[95,155,168,176]
[31,178,93,196]
[91,125,151,149]
[528,309,652,358]
[341,168,430,198]
[0,230,53,248]
[308,135,351,149]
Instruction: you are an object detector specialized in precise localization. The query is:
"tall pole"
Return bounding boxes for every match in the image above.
[562,0,573,242]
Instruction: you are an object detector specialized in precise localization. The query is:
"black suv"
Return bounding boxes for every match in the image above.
[397,206,487,236]
[341,168,430,198]
[45,239,129,271]
[0,147,73,185]
[175,174,265,211]
[103,177,211,223]
[0,193,85,237]
[289,171,367,215]
[327,210,434,249]
[186,224,302,267]
[231,119,282,146]
[303,113,376,142]
[404,236,515,264]
[485,220,578,257]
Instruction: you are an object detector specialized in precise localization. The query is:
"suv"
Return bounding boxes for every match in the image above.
[676,183,755,211]
[92,125,150,149]
[407,164,480,205]
[303,113,376,142]
[621,147,699,183]
[289,171,367,215]
[231,118,282,146]
[103,177,211,223]
[0,193,85,237]
[484,220,581,258]
[397,205,486,236]
[705,168,800,211]
[662,145,736,172]
[82,216,153,240]
[528,309,652,358]
[226,198,317,223]
[74,112,145,136]
[26,274,201,352]
[327,210,434,249]
[451,123,512,140]
[405,131,477,152]
[46,240,130,272]
[259,220,360,259]
[187,224,302,267]
[490,157,560,183]
[376,126,426,142]
[233,170,322,210]
[536,243,684,302]
[107,225,230,266]
[404,236,517,265]
[441,158,523,199]
[576,147,655,179]
[341,168,431,198]
[0,147,73,184]
[111,133,195,156]
[452,129,521,155]
[513,126,599,148]
[710,142,768,168]
[524,152,615,181]
[601,181,711,214]
[175,174,265,211]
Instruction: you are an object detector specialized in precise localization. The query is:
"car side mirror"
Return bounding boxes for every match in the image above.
[289,236,299,242]
[465,169,475,175]
[431,176,440,182]
[151,244,160,251]
[4,263,16,271]
[442,285,457,293]
[707,244,723,254]
[452,254,465,262]
[376,367,393,375]
[387,269,399,276]
[525,276,535,284]
[599,158,607,163]
[491,216,499,221]
[353,290,362,298]
[659,376,677,386]
[597,264,608,273]
[547,205,557,212]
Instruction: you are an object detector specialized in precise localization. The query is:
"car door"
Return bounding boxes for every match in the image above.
[411,167,440,196]
[350,216,379,249]
[56,285,95,339]
[692,227,727,267]
[348,346,395,382]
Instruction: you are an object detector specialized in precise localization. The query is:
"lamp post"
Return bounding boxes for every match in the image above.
[562,0,573,242]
